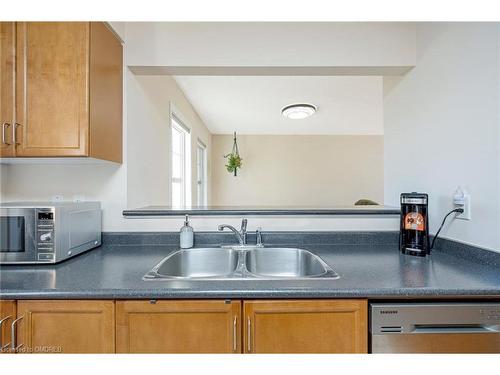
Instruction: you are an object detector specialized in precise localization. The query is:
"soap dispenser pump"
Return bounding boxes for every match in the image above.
[180,215,194,249]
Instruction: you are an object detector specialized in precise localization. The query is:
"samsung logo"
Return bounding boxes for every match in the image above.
[380,310,398,314]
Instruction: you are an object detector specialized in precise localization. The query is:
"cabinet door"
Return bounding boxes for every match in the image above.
[0,22,15,157]
[244,299,368,353]
[15,22,89,157]
[89,22,123,163]
[0,300,16,353]
[16,300,115,353]
[116,300,241,353]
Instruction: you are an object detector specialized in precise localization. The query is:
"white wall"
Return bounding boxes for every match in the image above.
[0,22,402,233]
[0,165,7,202]
[0,62,397,233]
[127,74,212,209]
[125,22,416,70]
[384,23,500,251]
[107,22,126,41]
[498,24,500,249]
[0,161,128,231]
[211,135,384,206]
[7,22,499,244]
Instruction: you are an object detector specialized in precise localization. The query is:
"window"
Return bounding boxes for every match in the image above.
[171,114,191,208]
[197,140,207,206]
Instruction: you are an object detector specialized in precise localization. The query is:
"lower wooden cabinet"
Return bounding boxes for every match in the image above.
[1,298,367,353]
[16,300,115,353]
[116,300,241,353]
[244,299,368,353]
[0,300,16,353]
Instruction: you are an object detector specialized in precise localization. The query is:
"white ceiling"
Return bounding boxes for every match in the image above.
[173,76,383,135]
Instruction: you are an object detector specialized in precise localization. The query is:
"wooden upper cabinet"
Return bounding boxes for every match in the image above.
[0,22,16,157]
[89,22,123,162]
[15,22,89,158]
[5,22,122,162]
[116,300,242,353]
[244,299,368,353]
[0,300,16,354]
[16,300,115,353]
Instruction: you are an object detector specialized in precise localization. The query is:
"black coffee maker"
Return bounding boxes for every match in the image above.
[400,192,430,257]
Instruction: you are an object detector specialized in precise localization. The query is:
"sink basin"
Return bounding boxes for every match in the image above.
[144,246,339,280]
[144,248,239,279]
[245,248,332,278]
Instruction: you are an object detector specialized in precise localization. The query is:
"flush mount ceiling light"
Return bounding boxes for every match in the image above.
[281,103,317,120]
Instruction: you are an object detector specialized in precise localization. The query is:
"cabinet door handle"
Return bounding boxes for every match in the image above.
[1,122,11,145]
[247,317,252,352]
[233,316,237,352]
[0,316,12,351]
[13,123,21,146]
[11,316,23,353]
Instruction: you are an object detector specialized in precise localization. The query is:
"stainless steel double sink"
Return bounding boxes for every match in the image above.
[144,247,339,280]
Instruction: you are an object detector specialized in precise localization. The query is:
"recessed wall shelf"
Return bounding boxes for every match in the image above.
[123,205,401,217]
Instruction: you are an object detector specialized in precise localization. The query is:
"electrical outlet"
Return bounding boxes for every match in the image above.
[457,194,471,220]
[453,187,471,220]
[51,195,64,202]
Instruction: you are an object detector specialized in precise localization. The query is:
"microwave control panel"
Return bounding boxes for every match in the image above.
[36,209,55,261]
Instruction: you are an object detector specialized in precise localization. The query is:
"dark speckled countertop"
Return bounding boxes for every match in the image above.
[1,232,499,300]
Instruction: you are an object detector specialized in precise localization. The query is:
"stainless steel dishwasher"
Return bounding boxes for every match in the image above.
[370,303,500,353]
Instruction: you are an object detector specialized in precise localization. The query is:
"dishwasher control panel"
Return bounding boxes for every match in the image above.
[480,308,500,321]
[371,303,500,334]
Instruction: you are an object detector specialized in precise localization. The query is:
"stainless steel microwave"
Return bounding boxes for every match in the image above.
[0,202,101,264]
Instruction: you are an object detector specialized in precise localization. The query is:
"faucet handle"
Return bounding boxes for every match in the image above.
[241,218,248,232]
[256,227,263,247]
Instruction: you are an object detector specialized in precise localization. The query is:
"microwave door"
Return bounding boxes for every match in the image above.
[0,208,37,263]
[1,216,25,251]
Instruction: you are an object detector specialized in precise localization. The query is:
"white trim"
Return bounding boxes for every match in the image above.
[196,141,208,206]
[169,102,192,207]
[171,113,190,134]
[171,121,186,207]
[197,138,207,149]
[169,101,191,133]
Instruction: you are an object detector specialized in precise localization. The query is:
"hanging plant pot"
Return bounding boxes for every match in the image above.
[224,132,242,176]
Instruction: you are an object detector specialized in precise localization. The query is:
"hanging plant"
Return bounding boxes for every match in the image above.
[224,132,242,176]
[225,153,242,175]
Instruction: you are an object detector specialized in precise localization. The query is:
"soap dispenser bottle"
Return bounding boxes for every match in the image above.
[180,215,194,249]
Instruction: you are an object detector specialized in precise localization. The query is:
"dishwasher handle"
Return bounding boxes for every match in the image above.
[411,324,500,334]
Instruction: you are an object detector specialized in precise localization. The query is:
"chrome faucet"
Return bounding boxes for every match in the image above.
[218,219,248,246]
